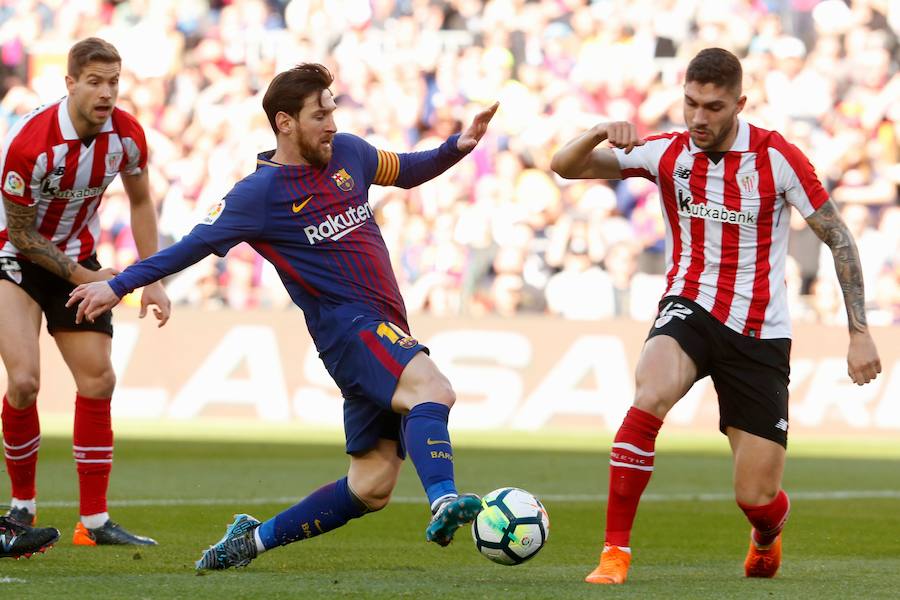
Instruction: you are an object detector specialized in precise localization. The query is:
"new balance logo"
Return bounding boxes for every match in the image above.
[775,419,788,432]
[673,166,691,179]
[655,301,693,329]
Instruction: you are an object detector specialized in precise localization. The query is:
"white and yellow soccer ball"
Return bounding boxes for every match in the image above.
[471,487,549,565]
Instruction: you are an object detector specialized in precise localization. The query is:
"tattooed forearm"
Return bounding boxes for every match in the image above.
[3,198,78,281]
[805,200,868,333]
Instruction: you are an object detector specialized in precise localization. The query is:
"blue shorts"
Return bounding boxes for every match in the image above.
[322,316,427,458]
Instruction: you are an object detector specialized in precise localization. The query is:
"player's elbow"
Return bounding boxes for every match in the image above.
[550,156,590,180]
[549,155,574,179]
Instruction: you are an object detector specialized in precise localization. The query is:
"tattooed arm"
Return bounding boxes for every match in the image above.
[3,198,115,284]
[805,199,881,385]
[805,200,868,332]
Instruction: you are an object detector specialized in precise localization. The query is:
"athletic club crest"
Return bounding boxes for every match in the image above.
[331,168,354,192]
[739,172,759,195]
[105,152,123,174]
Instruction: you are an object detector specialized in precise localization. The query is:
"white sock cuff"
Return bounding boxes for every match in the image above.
[80,512,110,529]
[430,493,458,513]
[10,498,37,512]
[253,527,267,554]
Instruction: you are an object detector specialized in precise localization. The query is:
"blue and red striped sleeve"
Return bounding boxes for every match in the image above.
[107,173,270,297]
[351,133,467,189]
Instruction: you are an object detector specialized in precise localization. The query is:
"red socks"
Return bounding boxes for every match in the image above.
[739,489,790,546]
[73,394,113,516]
[2,395,40,500]
[4,394,115,517]
[605,406,664,547]
[604,405,789,550]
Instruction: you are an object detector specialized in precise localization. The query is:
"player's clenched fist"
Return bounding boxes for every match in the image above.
[603,121,645,154]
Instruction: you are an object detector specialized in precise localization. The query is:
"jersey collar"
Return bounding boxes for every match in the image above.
[256,150,282,168]
[687,118,749,155]
[58,96,114,141]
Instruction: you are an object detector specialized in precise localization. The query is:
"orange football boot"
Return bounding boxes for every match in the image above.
[744,531,782,578]
[585,544,632,584]
[72,522,98,546]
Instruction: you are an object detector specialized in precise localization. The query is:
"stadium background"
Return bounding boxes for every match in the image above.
[1,0,896,438]
[1,2,899,598]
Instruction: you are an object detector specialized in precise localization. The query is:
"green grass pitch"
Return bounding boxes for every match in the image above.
[2,432,899,599]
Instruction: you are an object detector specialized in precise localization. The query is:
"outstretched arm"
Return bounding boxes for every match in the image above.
[67,233,214,324]
[550,122,644,180]
[805,199,881,384]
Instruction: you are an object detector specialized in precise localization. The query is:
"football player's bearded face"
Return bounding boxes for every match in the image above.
[65,61,120,134]
[683,81,746,151]
[293,89,337,168]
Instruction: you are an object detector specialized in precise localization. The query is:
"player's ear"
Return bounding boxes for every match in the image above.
[275,111,294,135]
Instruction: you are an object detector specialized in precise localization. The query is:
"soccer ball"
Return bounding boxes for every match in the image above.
[471,487,549,565]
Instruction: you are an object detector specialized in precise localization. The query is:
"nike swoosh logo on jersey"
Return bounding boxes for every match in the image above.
[292,195,313,213]
[426,438,451,446]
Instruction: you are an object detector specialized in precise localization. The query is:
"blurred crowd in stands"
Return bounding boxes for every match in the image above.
[1,0,898,324]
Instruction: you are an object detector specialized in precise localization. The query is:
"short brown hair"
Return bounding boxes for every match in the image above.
[685,48,742,94]
[67,37,121,79]
[262,63,334,134]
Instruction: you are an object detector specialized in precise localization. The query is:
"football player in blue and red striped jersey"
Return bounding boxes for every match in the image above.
[68,63,499,570]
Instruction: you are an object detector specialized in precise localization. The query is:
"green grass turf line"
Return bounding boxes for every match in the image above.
[2,437,898,600]
[36,413,900,458]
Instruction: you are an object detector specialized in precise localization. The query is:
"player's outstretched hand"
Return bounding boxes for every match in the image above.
[140,281,171,327]
[457,102,499,153]
[604,121,645,154]
[66,281,122,324]
[847,331,881,385]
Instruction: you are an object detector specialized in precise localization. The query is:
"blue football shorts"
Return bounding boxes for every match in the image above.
[321,315,428,458]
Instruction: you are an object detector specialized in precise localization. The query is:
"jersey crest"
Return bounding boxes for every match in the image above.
[105,151,123,175]
[331,168,354,191]
[739,171,758,195]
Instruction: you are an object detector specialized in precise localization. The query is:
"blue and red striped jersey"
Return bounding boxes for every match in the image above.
[109,132,466,352]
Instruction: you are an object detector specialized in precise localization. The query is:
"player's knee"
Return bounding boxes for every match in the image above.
[79,369,116,398]
[425,375,455,409]
[734,479,779,506]
[632,386,673,420]
[6,373,40,407]
[352,479,395,512]
[357,490,392,512]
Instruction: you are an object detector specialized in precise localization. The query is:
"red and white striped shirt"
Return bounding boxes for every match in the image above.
[614,119,828,339]
[0,97,147,261]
